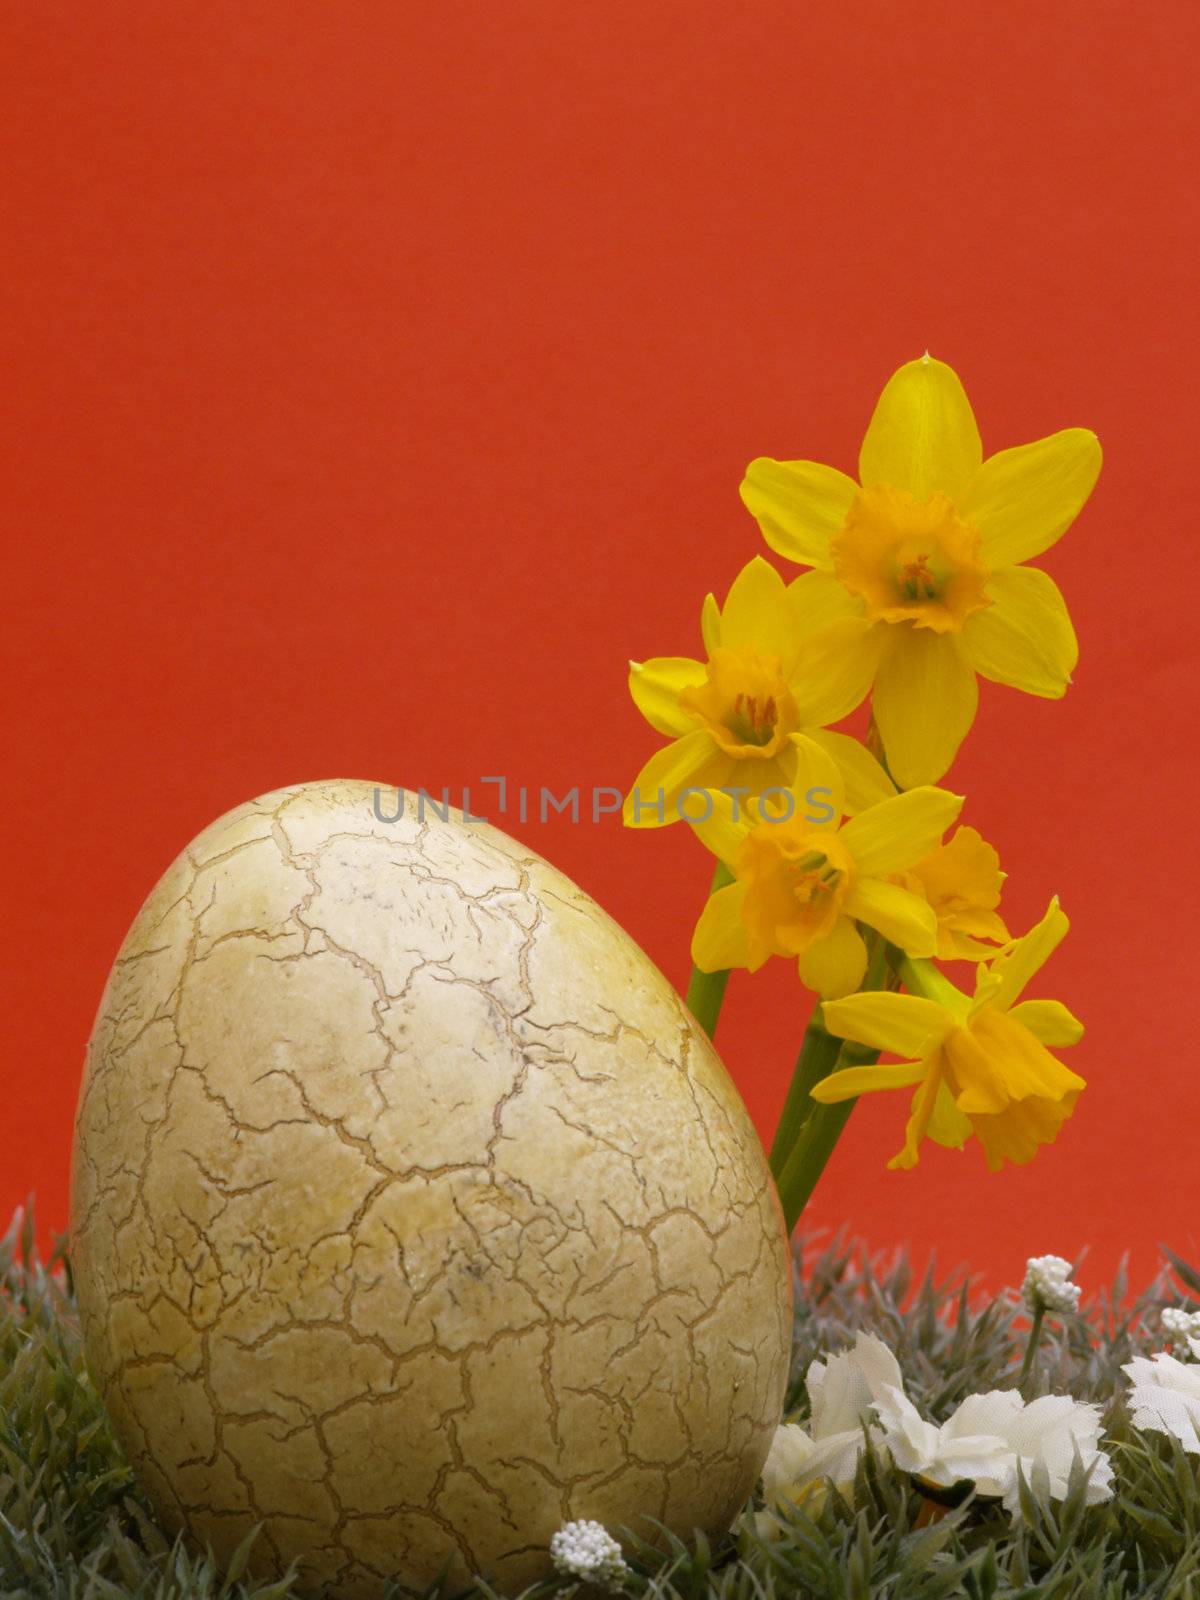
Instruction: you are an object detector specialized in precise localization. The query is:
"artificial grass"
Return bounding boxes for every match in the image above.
[3,1203,1199,1599]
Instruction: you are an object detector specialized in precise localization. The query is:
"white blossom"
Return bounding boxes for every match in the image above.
[759,1332,904,1523]
[1161,1307,1200,1358]
[549,1520,629,1590]
[873,1386,1113,1518]
[1022,1255,1081,1316]
[1124,1352,1200,1453]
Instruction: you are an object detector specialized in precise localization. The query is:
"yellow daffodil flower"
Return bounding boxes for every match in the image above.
[895,825,1009,961]
[624,555,895,827]
[812,899,1085,1170]
[741,357,1101,787]
[687,740,963,998]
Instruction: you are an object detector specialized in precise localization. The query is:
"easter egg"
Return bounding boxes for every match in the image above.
[70,780,791,1597]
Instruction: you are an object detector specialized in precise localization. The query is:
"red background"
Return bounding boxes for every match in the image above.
[4,1,1197,1293]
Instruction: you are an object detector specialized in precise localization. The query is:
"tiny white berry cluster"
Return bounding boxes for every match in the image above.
[1161,1306,1200,1358]
[549,1520,630,1590]
[1022,1255,1081,1316]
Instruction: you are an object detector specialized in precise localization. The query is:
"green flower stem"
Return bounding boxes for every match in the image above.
[684,862,735,1038]
[774,1031,884,1234]
[768,1007,842,1171]
[893,952,967,1010]
[1019,1301,1046,1389]
[769,933,892,1232]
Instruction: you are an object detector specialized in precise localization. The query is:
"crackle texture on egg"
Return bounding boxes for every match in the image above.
[70,780,792,1598]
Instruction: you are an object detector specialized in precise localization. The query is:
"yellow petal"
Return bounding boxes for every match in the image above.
[843,878,938,955]
[809,1059,928,1102]
[700,591,721,654]
[951,908,1009,941]
[803,729,896,814]
[797,915,867,998]
[789,617,884,727]
[941,1023,1011,1113]
[980,897,1069,1013]
[691,881,751,972]
[858,356,982,503]
[628,657,707,737]
[822,990,955,1057]
[838,786,964,875]
[740,458,855,569]
[729,747,800,805]
[941,928,1010,961]
[780,733,846,826]
[887,1063,943,1169]
[623,731,731,828]
[720,555,792,656]
[1006,998,1084,1047]
[961,566,1077,698]
[947,1017,1017,1120]
[872,629,978,787]
[686,786,754,867]
[963,428,1102,569]
[924,1081,972,1149]
[786,568,863,638]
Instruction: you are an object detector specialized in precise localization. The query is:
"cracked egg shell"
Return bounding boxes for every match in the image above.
[70,779,791,1598]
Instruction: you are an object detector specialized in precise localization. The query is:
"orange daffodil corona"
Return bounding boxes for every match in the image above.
[812,900,1085,1171]
[897,826,1009,961]
[741,356,1101,786]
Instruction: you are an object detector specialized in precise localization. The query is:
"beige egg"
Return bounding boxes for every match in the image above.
[70,779,791,1597]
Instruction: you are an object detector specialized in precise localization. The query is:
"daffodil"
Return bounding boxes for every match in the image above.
[687,741,962,998]
[895,825,1008,960]
[812,899,1085,1169]
[741,357,1101,786]
[624,555,893,826]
